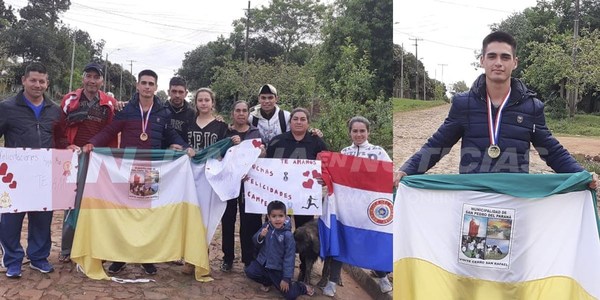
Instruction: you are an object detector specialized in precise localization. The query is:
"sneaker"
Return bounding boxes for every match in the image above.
[378,276,393,293]
[6,264,22,278]
[29,260,54,273]
[58,254,71,263]
[107,262,126,274]
[141,263,157,275]
[322,281,336,297]
[220,261,232,272]
[171,259,185,266]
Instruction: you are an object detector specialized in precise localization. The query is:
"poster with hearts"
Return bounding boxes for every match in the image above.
[0,148,78,213]
[244,158,322,215]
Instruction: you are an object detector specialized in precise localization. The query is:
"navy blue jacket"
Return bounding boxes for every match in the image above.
[89,94,188,149]
[253,217,295,282]
[401,75,584,174]
[0,91,61,148]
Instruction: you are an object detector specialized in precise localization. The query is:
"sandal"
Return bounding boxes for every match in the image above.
[58,254,71,263]
[305,284,315,296]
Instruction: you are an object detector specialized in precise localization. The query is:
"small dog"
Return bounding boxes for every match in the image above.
[294,219,343,287]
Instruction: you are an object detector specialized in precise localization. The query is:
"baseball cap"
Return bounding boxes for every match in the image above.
[83,63,104,76]
[259,84,277,96]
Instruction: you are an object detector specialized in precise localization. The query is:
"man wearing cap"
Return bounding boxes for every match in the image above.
[249,84,291,145]
[164,76,194,143]
[56,62,118,263]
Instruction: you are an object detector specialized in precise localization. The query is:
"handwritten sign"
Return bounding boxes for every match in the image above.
[0,148,78,213]
[244,158,322,215]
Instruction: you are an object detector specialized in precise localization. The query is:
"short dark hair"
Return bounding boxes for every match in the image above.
[482,31,517,56]
[138,69,158,82]
[290,107,311,123]
[267,200,286,215]
[24,62,47,77]
[169,76,186,89]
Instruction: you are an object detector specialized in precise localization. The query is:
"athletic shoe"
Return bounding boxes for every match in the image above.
[220,261,232,272]
[5,264,22,278]
[29,260,54,273]
[171,259,185,266]
[378,276,393,293]
[322,281,336,297]
[141,263,157,275]
[107,262,126,274]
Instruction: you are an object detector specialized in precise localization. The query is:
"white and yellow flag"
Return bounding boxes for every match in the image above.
[394,172,600,300]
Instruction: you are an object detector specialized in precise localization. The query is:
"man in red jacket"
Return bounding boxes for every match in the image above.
[57,62,118,263]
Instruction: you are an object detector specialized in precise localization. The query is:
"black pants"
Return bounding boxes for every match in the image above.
[221,186,262,266]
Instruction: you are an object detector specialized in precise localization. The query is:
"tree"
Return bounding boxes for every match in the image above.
[156,90,168,101]
[250,0,326,61]
[450,81,469,96]
[316,0,393,99]
[524,29,600,117]
[19,0,71,27]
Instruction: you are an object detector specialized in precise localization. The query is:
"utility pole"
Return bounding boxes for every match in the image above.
[68,32,76,91]
[119,63,124,101]
[438,63,448,95]
[568,0,580,117]
[244,1,251,87]
[400,43,404,98]
[422,58,426,100]
[409,37,423,99]
[127,60,136,96]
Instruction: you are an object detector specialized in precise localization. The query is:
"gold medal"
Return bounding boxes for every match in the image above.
[487,144,501,159]
[140,132,148,141]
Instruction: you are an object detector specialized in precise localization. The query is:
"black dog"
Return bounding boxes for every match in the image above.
[294,219,343,287]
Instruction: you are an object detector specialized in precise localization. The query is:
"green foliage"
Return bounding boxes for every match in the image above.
[574,156,600,174]
[317,0,392,98]
[156,90,168,101]
[393,98,447,113]
[210,58,317,115]
[450,81,469,96]
[543,93,568,119]
[250,0,326,61]
[546,114,600,137]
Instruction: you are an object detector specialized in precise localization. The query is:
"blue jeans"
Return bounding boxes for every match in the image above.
[0,211,53,268]
[245,260,307,300]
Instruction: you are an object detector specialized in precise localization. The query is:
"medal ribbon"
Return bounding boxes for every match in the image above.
[139,103,153,136]
[486,88,511,146]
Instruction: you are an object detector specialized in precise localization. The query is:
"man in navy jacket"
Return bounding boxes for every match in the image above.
[394,31,598,189]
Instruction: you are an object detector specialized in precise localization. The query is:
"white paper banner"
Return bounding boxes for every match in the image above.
[244,158,322,215]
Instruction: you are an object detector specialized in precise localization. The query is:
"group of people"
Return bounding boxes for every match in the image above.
[0,60,394,299]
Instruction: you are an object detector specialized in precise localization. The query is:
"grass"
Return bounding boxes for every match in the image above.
[546,114,600,137]
[393,98,447,113]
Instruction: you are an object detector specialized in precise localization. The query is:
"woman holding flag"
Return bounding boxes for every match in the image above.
[322,116,393,297]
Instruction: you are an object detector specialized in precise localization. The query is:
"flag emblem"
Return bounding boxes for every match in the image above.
[368,198,393,226]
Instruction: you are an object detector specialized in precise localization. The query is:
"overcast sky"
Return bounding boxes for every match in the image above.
[5,0,274,91]
[394,0,538,89]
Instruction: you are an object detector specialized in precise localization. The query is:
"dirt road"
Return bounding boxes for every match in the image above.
[394,103,600,172]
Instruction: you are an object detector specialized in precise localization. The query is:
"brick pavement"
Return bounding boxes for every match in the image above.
[0,212,372,299]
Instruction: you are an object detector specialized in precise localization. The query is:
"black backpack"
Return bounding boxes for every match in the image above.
[252,109,287,133]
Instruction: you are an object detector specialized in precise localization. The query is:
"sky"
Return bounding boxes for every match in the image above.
[5,0,275,92]
[394,0,538,90]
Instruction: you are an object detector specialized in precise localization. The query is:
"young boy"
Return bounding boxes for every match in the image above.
[245,200,314,299]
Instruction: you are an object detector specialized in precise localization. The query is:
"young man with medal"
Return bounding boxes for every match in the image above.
[83,69,195,275]
[394,31,598,190]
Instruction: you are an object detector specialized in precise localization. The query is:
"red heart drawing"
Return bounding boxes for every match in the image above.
[9,181,16,189]
[302,179,314,189]
[13,209,17,213]
[43,207,47,211]
[252,140,262,148]
[312,170,321,178]
[303,171,310,177]
[2,173,13,183]
[0,163,7,176]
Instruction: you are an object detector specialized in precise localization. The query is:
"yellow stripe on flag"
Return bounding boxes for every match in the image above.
[72,199,210,281]
[393,258,596,300]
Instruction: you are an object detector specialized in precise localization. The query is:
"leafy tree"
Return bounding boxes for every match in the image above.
[19,0,70,27]
[316,0,393,99]
[250,0,326,61]
[156,90,168,101]
[450,81,469,96]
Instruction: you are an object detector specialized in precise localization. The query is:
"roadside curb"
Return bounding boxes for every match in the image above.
[343,265,392,300]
